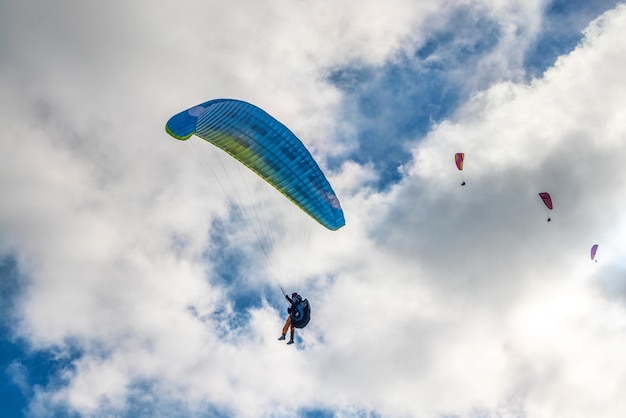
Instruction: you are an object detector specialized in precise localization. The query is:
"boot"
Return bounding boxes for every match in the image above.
[287,337,294,345]
[278,334,285,341]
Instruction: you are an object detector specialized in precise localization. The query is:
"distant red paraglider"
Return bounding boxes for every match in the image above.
[538,192,553,222]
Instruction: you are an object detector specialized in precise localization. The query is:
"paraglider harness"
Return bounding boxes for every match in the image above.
[287,296,311,329]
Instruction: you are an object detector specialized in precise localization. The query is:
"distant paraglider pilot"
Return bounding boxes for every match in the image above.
[278,292,301,345]
[278,292,311,345]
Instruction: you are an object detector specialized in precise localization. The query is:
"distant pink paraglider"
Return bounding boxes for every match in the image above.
[454,153,464,170]
[538,192,553,222]
[591,244,598,262]
[455,153,465,186]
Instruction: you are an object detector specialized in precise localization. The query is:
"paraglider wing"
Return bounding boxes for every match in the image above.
[591,244,598,261]
[538,192,553,210]
[166,99,345,230]
[454,153,465,171]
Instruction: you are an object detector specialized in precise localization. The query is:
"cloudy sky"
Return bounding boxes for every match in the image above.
[1,0,626,417]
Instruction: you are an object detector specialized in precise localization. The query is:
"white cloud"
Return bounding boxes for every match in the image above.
[6,360,30,396]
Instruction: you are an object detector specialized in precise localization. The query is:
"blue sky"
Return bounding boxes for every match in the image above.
[2,0,626,417]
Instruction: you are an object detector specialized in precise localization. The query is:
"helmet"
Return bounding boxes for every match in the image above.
[291,292,298,297]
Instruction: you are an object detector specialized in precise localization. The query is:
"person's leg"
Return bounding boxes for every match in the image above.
[279,316,292,340]
[287,324,295,344]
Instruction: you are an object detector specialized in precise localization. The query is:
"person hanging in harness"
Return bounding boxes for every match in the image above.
[278,291,310,345]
